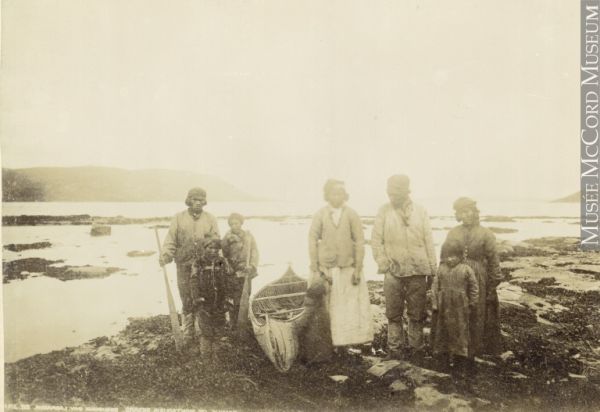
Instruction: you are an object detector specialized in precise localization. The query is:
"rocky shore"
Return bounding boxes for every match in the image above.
[5,236,600,411]
[4,213,572,227]
[3,257,123,283]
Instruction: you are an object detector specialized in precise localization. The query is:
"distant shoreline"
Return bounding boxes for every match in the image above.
[1,214,579,226]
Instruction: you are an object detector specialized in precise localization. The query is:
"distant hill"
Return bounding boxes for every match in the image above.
[552,191,579,203]
[2,167,257,202]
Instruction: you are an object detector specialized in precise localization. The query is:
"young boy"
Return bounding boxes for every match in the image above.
[221,213,259,327]
[190,238,230,360]
[431,254,479,383]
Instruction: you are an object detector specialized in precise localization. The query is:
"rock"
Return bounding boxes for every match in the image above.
[124,347,140,356]
[70,343,95,357]
[568,373,588,381]
[329,375,349,383]
[94,346,119,361]
[524,237,580,253]
[394,361,452,386]
[50,266,122,281]
[508,372,528,380]
[570,264,600,276]
[127,250,156,257]
[367,360,401,377]
[69,364,88,374]
[3,242,52,252]
[471,398,492,408]
[91,225,111,236]
[414,386,473,411]
[389,380,409,392]
[474,357,497,367]
[510,266,600,293]
[581,359,600,380]
[500,351,515,362]
[496,241,515,257]
[3,257,65,283]
[489,227,518,234]
[362,356,381,367]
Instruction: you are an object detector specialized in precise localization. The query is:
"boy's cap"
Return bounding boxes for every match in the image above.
[202,238,221,249]
[228,213,244,224]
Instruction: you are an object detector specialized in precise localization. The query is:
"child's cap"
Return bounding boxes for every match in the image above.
[228,213,244,225]
[202,238,222,250]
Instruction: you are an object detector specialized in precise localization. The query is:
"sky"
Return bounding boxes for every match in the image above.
[0,0,579,203]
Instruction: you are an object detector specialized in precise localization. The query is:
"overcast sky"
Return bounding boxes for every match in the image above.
[0,0,578,202]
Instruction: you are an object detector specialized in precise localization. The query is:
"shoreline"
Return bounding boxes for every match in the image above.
[2,214,579,227]
[5,236,600,411]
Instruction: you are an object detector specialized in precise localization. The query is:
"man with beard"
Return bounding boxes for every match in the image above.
[159,187,220,347]
[371,175,437,360]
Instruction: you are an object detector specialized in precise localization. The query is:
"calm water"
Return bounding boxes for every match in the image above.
[2,200,579,362]
[1,198,580,219]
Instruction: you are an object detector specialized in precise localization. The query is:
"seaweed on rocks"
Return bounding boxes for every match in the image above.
[3,258,122,283]
[4,242,52,252]
[3,258,64,283]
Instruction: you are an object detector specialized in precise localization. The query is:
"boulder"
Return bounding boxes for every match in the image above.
[127,250,156,257]
[389,380,409,393]
[91,225,111,236]
[414,386,473,411]
[329,375,349,383]
[367,360,401,377]
[51,266,121,281]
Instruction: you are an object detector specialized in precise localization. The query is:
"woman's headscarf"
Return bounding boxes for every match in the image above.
[322,179,348,202]
[453,197,478,212]
[453,197,480,225]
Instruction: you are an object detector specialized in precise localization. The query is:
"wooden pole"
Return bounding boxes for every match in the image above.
[236,232,254,332]
[154,228,184,351]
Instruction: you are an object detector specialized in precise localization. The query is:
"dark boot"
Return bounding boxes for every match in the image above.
[199,336,214,363]
[453,356,476,394]
[387,321,403,356]
[434,352,451,373]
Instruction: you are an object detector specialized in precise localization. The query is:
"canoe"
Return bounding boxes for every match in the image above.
[249,266,308,372]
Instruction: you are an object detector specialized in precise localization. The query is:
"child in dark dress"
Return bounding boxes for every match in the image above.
[431,254,479,382]
[190,238,230,360]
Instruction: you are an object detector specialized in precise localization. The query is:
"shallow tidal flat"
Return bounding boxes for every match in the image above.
[0,213,585,366]
[5,234,600,410]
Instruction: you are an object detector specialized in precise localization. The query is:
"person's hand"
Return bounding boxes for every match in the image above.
[486,290,498,303]
[377,259,391,274]
[159,255,172,267]
[351,268,361,285]
[320,271,333,285]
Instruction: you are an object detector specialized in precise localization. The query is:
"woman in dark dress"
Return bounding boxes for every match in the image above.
[439,197,504,356]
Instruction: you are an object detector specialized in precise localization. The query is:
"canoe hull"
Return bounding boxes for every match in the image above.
[252,316,300,372]
[249,267,307,372]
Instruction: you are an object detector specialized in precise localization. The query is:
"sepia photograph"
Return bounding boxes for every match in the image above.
[1,1,596,411]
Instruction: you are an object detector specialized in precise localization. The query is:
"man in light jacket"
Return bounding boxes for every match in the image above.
[159,187,220,346]
[371,175,437,359]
